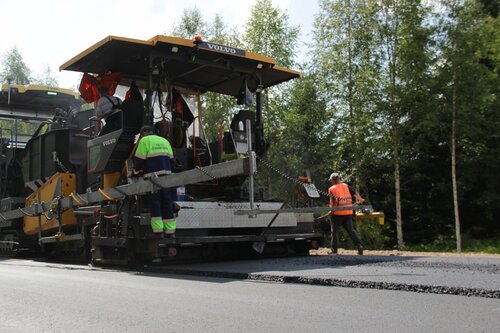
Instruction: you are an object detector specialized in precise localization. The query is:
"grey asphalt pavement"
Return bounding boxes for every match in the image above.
[0,257,499,333]
[164,254,500,296]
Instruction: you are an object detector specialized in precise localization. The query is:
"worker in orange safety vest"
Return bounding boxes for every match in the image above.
[319,172,365,255]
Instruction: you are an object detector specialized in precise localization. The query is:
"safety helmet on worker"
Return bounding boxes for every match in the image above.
[329,172,340,181]
[140,125,154,135]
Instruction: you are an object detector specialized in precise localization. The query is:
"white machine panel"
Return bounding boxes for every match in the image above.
[176,201,300,229]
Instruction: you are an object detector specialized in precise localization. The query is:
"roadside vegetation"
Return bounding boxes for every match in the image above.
[406,234,500,254]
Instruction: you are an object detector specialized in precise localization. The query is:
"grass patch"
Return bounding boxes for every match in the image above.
[406,234,500,254]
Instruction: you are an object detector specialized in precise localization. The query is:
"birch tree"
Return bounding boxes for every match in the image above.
[437,0,499,251]
[0,46,31,84]
[244,0,300,198]
[313,0,381,191]
[377,0,432,249]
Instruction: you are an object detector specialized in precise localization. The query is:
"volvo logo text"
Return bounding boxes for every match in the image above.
[102,138,116,146]
[206,43,236,54]
[200,42,245,56]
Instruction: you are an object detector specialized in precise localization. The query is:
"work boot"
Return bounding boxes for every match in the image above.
[357,245,364,255]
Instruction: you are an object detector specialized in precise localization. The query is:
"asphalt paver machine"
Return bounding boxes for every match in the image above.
[0,35,323,264]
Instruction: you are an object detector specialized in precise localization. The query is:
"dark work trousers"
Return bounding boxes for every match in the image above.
[330,214,362,250]
[149,188,174,221]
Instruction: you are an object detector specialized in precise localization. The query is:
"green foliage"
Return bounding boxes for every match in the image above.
[242,0,302,199]
[171,7,206,38]
[202,14,243,139]
[453,1,498,231]
[407,233,500,254]
[33,64,58,87]
[321,219,391,250]
[244,0,299,68]
[202,93,237,139]
[309,0,499,249]
[171,0,498,249]
[0,118,41,142]
[313,0,384,191]
[256,73,331,201]
[0,46,31,84]
[244,0,300,147]
[207,14,242,48]
[358,219,392,249]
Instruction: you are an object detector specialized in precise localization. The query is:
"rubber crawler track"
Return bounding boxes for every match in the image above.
[144,267,500,299]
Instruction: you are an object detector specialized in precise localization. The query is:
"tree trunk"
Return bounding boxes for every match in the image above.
[390,42,403,250]
[393,115,404,250]
[384,2,404,250]
[394,156,404,249]
[451,70,461,252]
[346,0,359,189]
[265,91,272,198]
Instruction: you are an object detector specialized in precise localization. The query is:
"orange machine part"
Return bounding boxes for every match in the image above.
[23,173,77,236]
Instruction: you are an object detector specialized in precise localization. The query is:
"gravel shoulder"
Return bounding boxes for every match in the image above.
[311,248,500,258]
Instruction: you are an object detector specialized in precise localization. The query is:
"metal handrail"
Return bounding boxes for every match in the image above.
[192,116,213,165]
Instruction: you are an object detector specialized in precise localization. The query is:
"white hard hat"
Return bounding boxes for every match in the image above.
[329,172,340,180]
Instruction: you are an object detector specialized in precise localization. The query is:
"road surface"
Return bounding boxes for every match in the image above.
[0,256,499,333]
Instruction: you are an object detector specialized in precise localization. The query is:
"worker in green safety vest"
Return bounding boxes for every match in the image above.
[134,125,176,236]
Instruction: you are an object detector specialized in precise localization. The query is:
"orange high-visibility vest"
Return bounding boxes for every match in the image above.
[328,183,353,216]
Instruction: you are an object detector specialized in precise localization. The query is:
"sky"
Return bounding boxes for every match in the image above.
[0,0,319,90]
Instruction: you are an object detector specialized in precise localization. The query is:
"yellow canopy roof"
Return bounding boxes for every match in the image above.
[0,84,81,114]
[61,35,300,97]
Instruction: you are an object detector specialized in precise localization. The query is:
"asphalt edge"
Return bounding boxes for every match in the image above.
[146,267,500,299]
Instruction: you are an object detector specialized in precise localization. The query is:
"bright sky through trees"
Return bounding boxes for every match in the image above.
[0,0,318,89]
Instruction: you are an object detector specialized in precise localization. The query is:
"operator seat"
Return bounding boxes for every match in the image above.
[87,82,144,173]
[121,80,144,132]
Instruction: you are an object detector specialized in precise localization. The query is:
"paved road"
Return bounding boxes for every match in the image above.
[165,254,500,297]
[0,257,499,333]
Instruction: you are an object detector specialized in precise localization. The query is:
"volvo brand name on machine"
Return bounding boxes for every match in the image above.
[102,138,116,146]
[205,43,238,55]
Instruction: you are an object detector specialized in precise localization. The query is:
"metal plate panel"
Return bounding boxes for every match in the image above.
[295,213,315,223]
[176,201,298,229]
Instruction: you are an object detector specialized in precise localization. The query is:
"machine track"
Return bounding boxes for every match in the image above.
[0,240,18,256]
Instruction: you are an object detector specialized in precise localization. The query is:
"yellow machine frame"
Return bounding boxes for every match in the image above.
[23,173,77,235]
